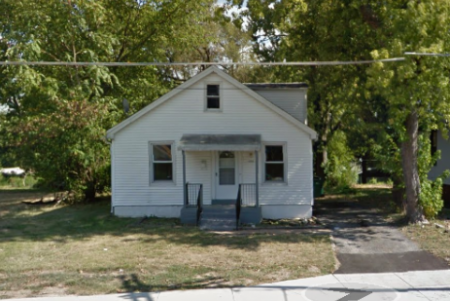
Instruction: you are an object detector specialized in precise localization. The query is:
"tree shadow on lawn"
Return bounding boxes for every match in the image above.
[119,273,236,294]
[0,190,328,250]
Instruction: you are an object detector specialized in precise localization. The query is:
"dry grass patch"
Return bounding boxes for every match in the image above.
[0,190,335,299]
[401,209,450,265]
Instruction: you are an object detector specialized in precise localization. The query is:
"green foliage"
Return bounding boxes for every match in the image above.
[417,134,449,218]
[0,174,37,189]
[245,0,384,180]
[420,177,446,219]
[0,0,249,201]
[368,178,378,185]
[323,131,358,190]
[4,99,113,199]
[370,132,404,186]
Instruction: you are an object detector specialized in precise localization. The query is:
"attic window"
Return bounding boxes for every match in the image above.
[206,84,220,110]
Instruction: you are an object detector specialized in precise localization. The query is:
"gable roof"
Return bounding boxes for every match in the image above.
[106,66,317,140]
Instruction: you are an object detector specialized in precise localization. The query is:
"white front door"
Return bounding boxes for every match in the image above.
[215,151,238,200]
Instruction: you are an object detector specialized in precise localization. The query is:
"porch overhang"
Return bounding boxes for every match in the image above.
[178,134,262,151]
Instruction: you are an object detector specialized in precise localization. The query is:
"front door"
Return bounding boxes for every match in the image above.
[215,151,238,200]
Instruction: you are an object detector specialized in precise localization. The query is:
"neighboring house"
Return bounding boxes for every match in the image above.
[106,66,317,226]
[429,130,450,207]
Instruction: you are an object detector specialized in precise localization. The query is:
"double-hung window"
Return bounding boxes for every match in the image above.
[265,145,285,182]
[206,84,220,110]
[151,143,173,182]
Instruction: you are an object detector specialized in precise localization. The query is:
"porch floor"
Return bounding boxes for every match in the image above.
[211,199,235,205]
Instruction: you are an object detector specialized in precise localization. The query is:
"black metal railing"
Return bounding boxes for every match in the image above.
[239,183,257,207]
[185,183,203,225]
[185,183,201,205]
[236,184,242,230]
[196,185,203,226]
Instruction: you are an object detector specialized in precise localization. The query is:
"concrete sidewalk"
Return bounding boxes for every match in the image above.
[8,269,450,301]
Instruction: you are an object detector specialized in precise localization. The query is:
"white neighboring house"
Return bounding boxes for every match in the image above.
[106,66,317,224]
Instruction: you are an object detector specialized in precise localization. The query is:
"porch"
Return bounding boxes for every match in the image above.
[178,134,263,230]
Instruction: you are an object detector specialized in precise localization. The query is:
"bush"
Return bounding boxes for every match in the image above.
[324,131,358,191]
[417,134,450,219]
[4,99,113,200]
[420,178,444,219]
[0,173,37,188]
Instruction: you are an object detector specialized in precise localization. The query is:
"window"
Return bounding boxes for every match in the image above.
[206,84,220,109]
[151,144,173,181]
[219,151,235,185]
[265,145,285,181]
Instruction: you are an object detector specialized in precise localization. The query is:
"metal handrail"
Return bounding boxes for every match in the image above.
[186,183,203,226]
[236,184,242,230]
[196,184,203,226]
[185,183,201,205]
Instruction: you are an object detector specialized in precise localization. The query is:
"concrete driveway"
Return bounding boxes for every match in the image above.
[314,199,449,273]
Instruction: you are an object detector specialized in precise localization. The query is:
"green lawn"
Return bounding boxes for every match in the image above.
[0,190,335,299]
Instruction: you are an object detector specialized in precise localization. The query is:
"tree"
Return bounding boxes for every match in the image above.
[0,0,245,200]
[244,0,382,186]
[367,0,450,222]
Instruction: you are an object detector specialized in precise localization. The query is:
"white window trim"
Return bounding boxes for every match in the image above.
[148,141,176,186]
[204,82,223,112]
[262,142,288,185]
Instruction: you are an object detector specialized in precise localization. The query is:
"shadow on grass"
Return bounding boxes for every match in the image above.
[0,189,328,250]
[119,273,236,293]
[315,187,394,210]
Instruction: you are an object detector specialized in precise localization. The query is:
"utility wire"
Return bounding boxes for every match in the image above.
[0,57,405,67]
[404,52,450,57]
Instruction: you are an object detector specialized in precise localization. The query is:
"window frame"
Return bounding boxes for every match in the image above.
[149,141,176,185]
[263,142,287,184]
[204,82,222,112]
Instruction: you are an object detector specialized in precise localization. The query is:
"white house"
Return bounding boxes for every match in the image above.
[106,67,317,226]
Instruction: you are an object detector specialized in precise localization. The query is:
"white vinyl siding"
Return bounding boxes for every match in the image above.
[112,73,313,207]
[186,151,213,205]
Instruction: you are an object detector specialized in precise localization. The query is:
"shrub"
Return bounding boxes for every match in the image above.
[420,177,444,219]
[324,131,358,191]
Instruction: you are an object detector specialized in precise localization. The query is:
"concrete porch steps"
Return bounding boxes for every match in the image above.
[199,205,236,231]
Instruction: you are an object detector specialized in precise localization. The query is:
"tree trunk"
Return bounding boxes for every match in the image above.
[401,110,424,223]
[361,154,368,184]
[84,184,96,202]
[314,139,327,178]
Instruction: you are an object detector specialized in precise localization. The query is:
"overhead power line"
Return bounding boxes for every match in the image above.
[404,52,450,57]
[0,57,405,67]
